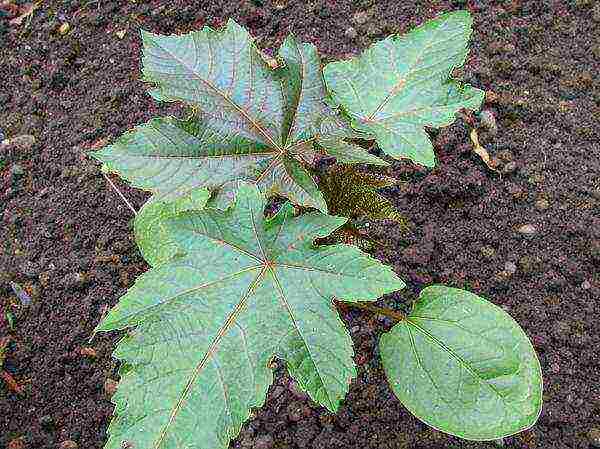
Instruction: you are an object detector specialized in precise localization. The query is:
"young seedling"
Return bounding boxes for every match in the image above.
[90,11,542,449]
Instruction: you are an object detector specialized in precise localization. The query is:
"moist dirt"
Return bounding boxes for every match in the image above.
[0,1,599,448]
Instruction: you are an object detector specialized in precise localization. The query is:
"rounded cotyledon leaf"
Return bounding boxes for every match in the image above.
[380,285,543,440]
[96,183,405,449]
[323,10,485,167]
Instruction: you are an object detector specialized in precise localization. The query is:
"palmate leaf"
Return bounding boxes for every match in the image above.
[91,20,379,212]
[380,286,543,440]
[97,183,405,449]
[323,11,485,167]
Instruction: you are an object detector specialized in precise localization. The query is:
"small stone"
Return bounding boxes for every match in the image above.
[59,441,78,449]
[485,90,499,104]
[479,109,497,135]
[66,272,90,289]
[502,161,518,174]
[535,198,550,210]
[344,26,357,39]
[552,320,570,337]
[58,22,71,35]
[516,224,537,236]
[593,4,600,22]
[588,428,600,448]
[8,134,35,151]
[480,245,496,258]
[588,239,600,261]
[79,347,97,358]
[254,434,274,449]
[518,255,542,274]
[287,401,310,422]
[504,261,517,275]
[104,378,118,397]
[582,280,592,290]
[8,437,25,449]
[352,10,369,25]
[11,163,25,177]
[40,415,55,430]
[497,149,513,162]
[19,261,40,279]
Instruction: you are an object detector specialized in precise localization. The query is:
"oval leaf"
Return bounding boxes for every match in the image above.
[380,285,542,440]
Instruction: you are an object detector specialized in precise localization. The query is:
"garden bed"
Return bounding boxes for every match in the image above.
[0,1,599,448]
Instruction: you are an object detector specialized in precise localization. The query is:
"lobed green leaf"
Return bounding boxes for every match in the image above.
[323,11,485,167]
[97,183,405,449]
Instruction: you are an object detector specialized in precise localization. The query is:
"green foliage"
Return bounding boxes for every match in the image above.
[91,20,377,212]
[323,11,484,167]
[380,286,542,440]
[97,183,404,449]
[90,11,542,449]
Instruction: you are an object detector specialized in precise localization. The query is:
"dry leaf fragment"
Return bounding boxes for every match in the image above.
[470,128,499,172]
[116,29,126,39]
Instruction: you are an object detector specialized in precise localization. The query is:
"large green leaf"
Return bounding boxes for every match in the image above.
[91,21,378,211]
[97,183,405,449]
[380,286,542,440]
[323,11,485,167]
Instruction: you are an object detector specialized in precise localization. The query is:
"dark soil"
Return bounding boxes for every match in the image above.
[1,1,599,448]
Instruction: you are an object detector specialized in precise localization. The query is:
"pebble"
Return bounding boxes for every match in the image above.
[11,163,25,177]
[59,441,78,449]
[39,415,54,430]
[582,280,591,290]
[497,149,513,162]
[502,161,518,174]
[19,261,40,279]
[516,224,537,236]
[7,437,25,449]
[504,261,517,275]
[104,378,118,397]
[287,401,310,422]
[8,135,35,152]
[588,240,600,261]
[588,428,600,448]
[485,90,499,103]
[594,4,600,22]
[518,255,542,274]
[66,272,90,289]
[345,26,357,39]
[480,246,496,258]
[352,11,369,25]
[254,435,274,449]
[478,109,497,135]
[535,198,550,210]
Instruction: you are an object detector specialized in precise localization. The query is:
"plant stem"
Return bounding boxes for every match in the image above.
[103,173,138,215]
[337,300,406,322]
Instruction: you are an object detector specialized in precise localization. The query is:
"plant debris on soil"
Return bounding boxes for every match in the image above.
[1,1,599,449]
